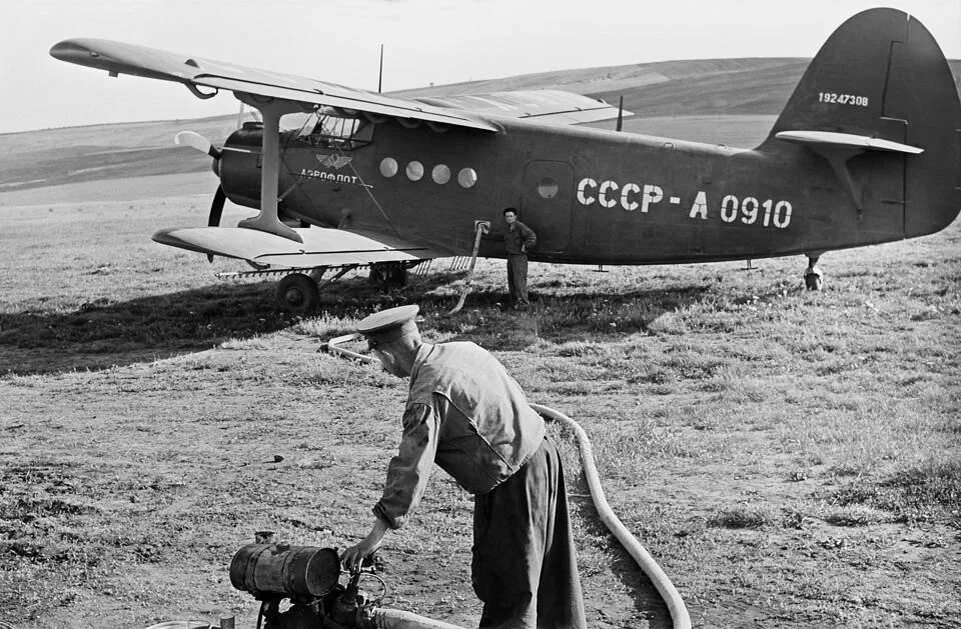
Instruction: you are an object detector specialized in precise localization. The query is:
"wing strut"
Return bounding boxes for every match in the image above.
[236,95,305,242]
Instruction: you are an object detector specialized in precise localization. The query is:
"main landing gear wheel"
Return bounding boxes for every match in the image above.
[804,256,824,291]
[276,273,320,313]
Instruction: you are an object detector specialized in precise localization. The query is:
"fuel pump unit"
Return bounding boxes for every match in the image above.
[228,532,387,629]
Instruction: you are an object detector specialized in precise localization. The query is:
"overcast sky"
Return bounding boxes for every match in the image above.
[2,0,959,134]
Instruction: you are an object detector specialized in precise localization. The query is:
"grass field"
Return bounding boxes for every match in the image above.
[2,55,961,629]
[1,170,959,628]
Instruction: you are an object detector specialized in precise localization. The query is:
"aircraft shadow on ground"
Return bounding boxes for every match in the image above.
[0,281,291,375]
[434,284,710,351]
[0,273,708,376]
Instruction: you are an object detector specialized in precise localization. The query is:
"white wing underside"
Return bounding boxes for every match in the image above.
[153,226,449,268]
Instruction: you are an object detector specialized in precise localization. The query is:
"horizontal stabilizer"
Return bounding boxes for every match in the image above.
[775,130,924,155]
[152,226,449,268]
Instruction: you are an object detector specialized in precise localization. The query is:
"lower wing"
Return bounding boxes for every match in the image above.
[152,226,449,268]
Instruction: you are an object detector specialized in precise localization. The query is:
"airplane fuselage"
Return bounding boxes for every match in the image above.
[218,116,927,266]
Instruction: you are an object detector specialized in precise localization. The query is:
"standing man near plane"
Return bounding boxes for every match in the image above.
[502,208,536,308]
[342,305,586,628]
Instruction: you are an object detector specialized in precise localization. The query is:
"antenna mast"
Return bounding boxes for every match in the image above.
[378,44,384,93]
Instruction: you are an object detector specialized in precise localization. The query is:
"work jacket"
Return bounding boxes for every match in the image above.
[373,342,546,529]
[504,220,537,255]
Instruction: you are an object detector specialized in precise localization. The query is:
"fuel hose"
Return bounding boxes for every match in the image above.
[369,608,467,629]
[530,403,692,629]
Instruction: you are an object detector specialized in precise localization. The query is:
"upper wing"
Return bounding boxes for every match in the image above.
[50,38,498,132]
[152,226,450,267]
[412,90,629,126]
[50,38,624,130]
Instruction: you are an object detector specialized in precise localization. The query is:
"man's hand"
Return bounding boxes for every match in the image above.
[341,517,390,572]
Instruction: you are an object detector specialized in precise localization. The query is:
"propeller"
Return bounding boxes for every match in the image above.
[209,185,227,227]
[175,130,227,262]
[175,130,222,159]
[206,185,227,262]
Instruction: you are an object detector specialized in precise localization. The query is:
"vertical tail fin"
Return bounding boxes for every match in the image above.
[763,8,961,238]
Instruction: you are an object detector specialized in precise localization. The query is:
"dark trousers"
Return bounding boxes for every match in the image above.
[472,438,587,629]
[506,254,529,305]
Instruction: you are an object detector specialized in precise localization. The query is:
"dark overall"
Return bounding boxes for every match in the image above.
[504,221,536,306]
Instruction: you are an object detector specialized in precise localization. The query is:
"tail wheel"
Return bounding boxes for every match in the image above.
[805,255,824,291]
[276,273,320,313]
[804,269,824,291]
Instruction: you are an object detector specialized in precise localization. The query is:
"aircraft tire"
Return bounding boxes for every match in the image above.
[388,265,408,286]
[804,269,824,291]
[277,273,320,313]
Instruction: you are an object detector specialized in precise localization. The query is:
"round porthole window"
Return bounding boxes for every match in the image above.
[458,167,478,188]
[379,157,398,178]
[406,161,424,181]
[537,177,559,199]
[432,164,451,184]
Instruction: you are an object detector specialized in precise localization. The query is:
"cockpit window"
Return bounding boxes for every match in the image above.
[295,110,374,150]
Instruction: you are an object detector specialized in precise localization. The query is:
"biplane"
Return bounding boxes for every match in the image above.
[51,8,960,311]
